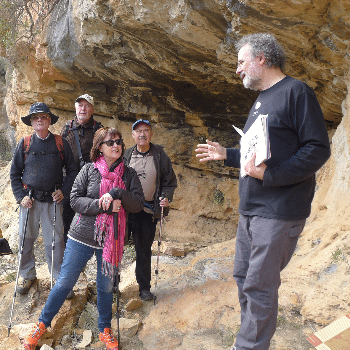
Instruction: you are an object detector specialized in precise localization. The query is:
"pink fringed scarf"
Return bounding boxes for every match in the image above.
[94,156,126,279]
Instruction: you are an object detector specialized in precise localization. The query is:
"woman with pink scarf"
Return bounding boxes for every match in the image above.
[24,127,144,350]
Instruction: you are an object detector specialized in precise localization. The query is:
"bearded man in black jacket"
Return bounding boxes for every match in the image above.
[196,33,331,350]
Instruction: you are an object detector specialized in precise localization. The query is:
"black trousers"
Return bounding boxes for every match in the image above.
[129,210,158,292]
[62,196,75,244]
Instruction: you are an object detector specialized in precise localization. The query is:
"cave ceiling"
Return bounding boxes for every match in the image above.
[9,0,349,133]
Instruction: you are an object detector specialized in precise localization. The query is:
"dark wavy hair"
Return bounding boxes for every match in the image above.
[235,33,286,70]
[90,127,125,161]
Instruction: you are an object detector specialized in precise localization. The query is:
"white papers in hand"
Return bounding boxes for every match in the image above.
[232,114,270,178]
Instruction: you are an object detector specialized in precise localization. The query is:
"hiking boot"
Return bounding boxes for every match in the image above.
[17,277,37,295]
[140,289,154,301]
[99,328,118,349]
[23,322,47,349]
[66,289,75,299]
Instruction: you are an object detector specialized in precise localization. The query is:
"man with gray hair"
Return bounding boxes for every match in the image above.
[10,102,78,294]
[124,119,177,301]
[61,94,103,243]
[196,33,331,349]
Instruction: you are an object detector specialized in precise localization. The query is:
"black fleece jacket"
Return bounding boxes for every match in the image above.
[225,76,331,220]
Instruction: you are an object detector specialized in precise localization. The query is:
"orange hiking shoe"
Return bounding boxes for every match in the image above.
[99,328,118,349]
[23,322,47,349]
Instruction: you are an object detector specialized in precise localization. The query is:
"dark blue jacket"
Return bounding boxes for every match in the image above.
[10,133,78,203]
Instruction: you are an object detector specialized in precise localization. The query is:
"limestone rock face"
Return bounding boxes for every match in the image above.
[2,1,347,240]
[4,0,348,132]
[41,0,346,126]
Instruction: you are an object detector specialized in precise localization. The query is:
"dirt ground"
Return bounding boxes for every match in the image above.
[0,235,316,350]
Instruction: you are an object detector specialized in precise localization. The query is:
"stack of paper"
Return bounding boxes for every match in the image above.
[307,314,350,349]
[233,114,271,178]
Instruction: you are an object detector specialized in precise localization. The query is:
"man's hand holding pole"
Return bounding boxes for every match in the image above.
[52,189,64,203]
[159,197,170,207]
[21,196,33,209]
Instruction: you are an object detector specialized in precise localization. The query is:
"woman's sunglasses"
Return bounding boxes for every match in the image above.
[101,139,123,147]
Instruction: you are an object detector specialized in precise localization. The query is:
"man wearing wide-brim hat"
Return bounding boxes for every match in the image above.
[10,102,78,295]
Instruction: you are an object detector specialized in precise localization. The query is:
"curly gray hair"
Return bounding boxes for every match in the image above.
[235,33,286,70]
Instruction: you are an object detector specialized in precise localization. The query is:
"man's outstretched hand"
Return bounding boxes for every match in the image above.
[195,140,227,162]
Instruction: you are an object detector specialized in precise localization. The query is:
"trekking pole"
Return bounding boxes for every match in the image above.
[113,212,121,347]
[51,185,58,289]
[8,189,33,337]
[154,197,165,305]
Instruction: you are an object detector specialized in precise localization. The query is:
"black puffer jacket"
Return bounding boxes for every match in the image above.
[68,161,144,247]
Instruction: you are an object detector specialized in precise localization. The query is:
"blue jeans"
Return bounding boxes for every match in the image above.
[39,238,114,332]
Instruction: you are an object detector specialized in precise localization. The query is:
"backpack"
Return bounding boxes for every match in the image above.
[23,134,64,162]
[0,238,12,255]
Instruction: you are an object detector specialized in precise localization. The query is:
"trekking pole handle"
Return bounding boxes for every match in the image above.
[159,193,168,209]
[21,189,33,208]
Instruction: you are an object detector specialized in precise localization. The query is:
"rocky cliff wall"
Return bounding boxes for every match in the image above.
[5,0,348,126]
[2,0,348,243]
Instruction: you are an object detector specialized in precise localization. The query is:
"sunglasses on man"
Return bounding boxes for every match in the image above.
[31,115,50,121]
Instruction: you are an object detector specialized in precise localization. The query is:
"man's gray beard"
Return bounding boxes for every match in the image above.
[243,77,261,91]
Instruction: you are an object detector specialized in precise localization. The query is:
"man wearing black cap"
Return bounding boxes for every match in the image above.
[10,102,78,294]
[124,119,177,301]
[61,94,103,243]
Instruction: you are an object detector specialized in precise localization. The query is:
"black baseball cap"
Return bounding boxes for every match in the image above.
[21,102,59,126]
[132,119,152,130]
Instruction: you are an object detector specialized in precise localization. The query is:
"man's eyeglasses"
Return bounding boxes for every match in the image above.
[31,115,50,121]
[101,139,123,147]
[133,128,151,135]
